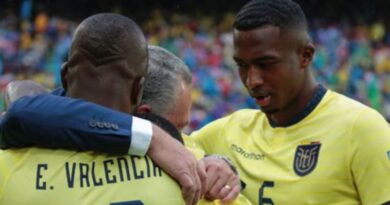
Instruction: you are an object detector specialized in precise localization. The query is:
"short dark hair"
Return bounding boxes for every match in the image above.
[233,0,308,31]
[71,13,146,67]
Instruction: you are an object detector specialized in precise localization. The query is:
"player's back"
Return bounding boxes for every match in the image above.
[0,147,184,205]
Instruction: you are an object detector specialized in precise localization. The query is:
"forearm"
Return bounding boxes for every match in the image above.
[0,94,153,155]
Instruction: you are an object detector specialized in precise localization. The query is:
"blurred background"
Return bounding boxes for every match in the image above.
[1,0,390,132]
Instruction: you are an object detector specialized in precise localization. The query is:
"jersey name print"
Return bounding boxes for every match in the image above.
[35,155,162,190]
[0,148,185,205]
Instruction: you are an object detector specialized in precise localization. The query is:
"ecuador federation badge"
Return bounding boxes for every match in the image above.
[293,142,321,176]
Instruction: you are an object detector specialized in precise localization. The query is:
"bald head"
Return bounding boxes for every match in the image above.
[4,80,49,109]
[63,13,148,113]
[69,13,148,76]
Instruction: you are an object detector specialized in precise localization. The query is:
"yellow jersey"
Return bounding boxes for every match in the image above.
[192,90,390,205]
[0,148,184,205]
[0,136,252,205]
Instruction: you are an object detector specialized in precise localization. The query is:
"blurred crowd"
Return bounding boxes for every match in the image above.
[1,7,390,132]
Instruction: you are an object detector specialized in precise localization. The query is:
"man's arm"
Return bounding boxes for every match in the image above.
[1,94,150,155]
[1,93,205,205]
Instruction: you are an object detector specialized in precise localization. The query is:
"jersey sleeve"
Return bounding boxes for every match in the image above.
[349,108,390,205]
[0,94,152,156]
[183,134,205,160]
[191,117,227,154]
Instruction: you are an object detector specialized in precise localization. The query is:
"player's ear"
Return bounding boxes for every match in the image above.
[299,42,315,69]
[60,62,69,91]
[136,104,152,114]
[131,77,145,108]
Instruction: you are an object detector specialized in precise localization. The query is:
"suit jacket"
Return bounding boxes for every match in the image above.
[0,88,134,154]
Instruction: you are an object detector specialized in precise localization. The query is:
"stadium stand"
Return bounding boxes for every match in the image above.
[1,0,390,132]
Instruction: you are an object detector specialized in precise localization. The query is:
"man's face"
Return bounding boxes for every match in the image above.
[233,26,306,115]
[165,81,192,132]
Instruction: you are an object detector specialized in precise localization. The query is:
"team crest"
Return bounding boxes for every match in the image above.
[293,143,321,176]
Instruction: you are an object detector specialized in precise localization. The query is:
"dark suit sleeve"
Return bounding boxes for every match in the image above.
[0,94,134,154]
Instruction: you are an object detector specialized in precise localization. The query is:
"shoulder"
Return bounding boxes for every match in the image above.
[214,109,264,127]
[191,109,264,142]
[195,109,263,133]
[0,148,31,188]
[324,90,370,111]
[50,87,66,96]
[0,149,29,163]
[183,134,205,159]
[320,90,381,120]
[325,90,389,138]
[229,109,263,119]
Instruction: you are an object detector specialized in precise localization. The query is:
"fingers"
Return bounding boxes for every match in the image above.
[201,155,242,202]
[202,156,239,200]
[180,173,197,205]
[197,159,208,196]
[204,172,219,200]
[201,159,219,199]
[192,166,201,205]
[221,184,241,204]
[207,172,236,200]
[184,157,208,205]
[179,155,202,205]
[219,174,240,201]
[180,173,201,205]
[216,184,233,201]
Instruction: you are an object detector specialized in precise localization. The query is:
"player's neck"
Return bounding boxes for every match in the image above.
[269,81,321,127]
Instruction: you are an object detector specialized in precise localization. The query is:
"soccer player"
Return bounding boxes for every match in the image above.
[2,21,206,205]
[0,13,203,204]
[191,0,390,204]
[1,45,246,204]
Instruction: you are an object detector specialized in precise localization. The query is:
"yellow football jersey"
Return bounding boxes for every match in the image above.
[199,196,253,205]
[0,148,184,205]
[183,133,206,159]
[0,137,252,205]
[192,90,390,205]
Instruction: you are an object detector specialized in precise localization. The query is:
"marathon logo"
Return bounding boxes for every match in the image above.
[230,144,265,160]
